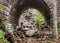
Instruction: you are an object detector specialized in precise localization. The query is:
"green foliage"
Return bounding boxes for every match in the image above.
[58,24,60,34]
[0,29,10,43]
[34,10,44,25]
[0,29,4,38]
[46,40,51,43]
[58,27,60,34]
[0,6,4,12]
[58,22,60,34]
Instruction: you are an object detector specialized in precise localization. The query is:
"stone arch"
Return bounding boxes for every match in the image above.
[10,0,52,27]
[0,0,58,39]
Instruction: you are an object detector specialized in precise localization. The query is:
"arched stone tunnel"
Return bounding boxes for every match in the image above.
[10,0,52,28]
[0,0,58,39]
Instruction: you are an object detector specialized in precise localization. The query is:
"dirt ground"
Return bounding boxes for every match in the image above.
[12,28,58,43]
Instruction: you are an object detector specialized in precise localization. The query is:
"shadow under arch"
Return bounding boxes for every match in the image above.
[10,0,52,28]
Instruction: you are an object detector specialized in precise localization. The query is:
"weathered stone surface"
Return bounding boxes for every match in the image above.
[44,0,60,22]
[26,29,38,36]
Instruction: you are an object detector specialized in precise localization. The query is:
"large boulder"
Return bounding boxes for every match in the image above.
[26,29,38,37]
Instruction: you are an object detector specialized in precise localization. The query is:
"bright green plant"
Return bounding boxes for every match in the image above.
[0,29,10,43]
[34,10,44,25]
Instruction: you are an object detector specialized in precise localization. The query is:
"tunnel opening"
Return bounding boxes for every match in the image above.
[5,0,54,42]
[0,0,58,43]
[18,8,45,30]
[10,0,52,29]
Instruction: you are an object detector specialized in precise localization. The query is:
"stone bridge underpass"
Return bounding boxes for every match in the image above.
[0,0,59,43]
